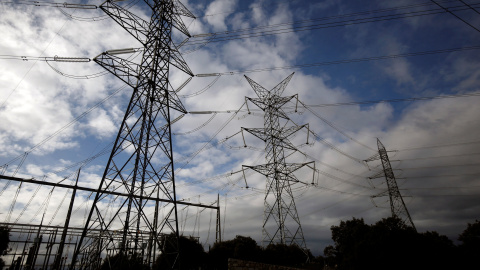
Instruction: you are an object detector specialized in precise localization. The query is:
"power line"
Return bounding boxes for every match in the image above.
[397,140,480,151]
[200,0,301,18]
[391,152,480,161]
[187,2,479,45]
[0,55,90,61]
[0,11,77,109]
[297,99,376,151]
[458,0,480,15]
[189,91,480,114]
[405,173,480,178]
[200,45,480,75]
[396,163,480,170]
[401,185,480,190]
[304,91,480,107]
[1,85,128,168]
[430,0,480,33]
[1,0,97,9]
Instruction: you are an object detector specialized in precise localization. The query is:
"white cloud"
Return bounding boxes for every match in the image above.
[1,0,480,259]
[204,0,238,31]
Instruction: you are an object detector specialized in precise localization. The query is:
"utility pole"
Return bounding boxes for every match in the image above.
[70,0,195,269]
[241,73,314,250]
[366,138,416,230]
[215,194,221,243]
[52,169,80,270]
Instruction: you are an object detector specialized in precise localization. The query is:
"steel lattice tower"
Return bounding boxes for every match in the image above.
[70,0,194,269]
[242,73,314,249]
[367,139,416,230]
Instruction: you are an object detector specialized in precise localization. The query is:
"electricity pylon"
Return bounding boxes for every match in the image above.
[366,138,416,230]
[70,0,194,269]
[241,73,314,249]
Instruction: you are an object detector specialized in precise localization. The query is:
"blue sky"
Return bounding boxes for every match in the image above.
[1,0,480,256]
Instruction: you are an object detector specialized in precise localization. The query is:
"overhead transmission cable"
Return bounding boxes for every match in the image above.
[2,0,97,9]
[6,45,480,82]
[58,0,141,22]
[294,148,373,188]
[188,91,480,115]
[300,126,364,163]
[175,102,247,172]
[396,140,480,151]
[2,143,112,224]
[0,84,128,169]
[400,185,480,190]
[197,45,480,76]
[200,0,301,18]
[430,0,480,33]
[179,75,221,98]
[173,113,217,135]
[303,91,480,107]
[297,99,375,151]
[391,152,480,161]
[186,1,480,45]
[0,6,79,109]
[2,0,141,21]
[457,0,480,14]
[396,163,480,170]
[404,173,480,179]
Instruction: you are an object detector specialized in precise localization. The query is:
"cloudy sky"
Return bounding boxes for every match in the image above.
[1,0,480,256]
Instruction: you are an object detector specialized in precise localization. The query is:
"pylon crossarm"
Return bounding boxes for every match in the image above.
[101,1,150,43]
[246,97,268,111]
[94,53,139,87]
[270,73,295,96]
[243,127,268,141]
[271,95,297,109]
[368,170,384,179]
[170,9,193,36]
[244,75,269,98]
[281,124,308,139]
[172,0,196,18]
[169,52,194,76]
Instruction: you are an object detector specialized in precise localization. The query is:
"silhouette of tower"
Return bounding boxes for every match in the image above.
[242,73,314,249]
[70,0,194,268]
[366,138,416,230]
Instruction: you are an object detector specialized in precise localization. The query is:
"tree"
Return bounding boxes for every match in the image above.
[0,226,10,269]
[153,235,206,270]
[207,235,262,269]
[326,217,456,270]
[459,219,480,248]
[458,220,480,269]
[100,252,148,270]
[262,243,309,267]
[329,217,371,269]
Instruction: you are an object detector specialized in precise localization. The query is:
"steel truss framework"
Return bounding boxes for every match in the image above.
[1,223,157,270]
[0,174,219,270]
[70,0,195,269]
[366,139,416,230]
[242,73,314,249]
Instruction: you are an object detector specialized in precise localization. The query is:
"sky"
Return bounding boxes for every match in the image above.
[1,0,480,256]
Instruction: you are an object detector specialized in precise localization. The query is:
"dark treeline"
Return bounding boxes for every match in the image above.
[100,235,311,270]
[0,226,9,269]
[97,217,480,270]
[318,217,480,270]
[0,218,479,270]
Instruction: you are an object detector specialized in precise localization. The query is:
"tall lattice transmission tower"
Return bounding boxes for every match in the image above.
[241,73,315,249]
[366,138,416,230]
[70,0,195,268]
